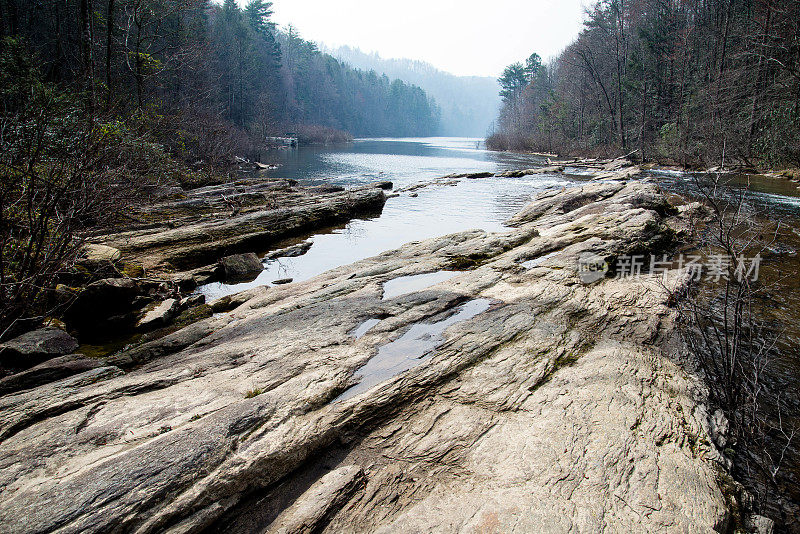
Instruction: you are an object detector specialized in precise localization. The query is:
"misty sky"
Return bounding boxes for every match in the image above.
[268,0,589,78]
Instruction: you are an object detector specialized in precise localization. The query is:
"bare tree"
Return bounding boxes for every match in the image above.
[672,174,796,516]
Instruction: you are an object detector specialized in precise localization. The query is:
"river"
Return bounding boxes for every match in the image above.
[194,137,800,528]
[199,138,573,299]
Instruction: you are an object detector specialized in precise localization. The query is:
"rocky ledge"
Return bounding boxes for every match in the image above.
[94,177,389,273]
[0,181,736,532]
[40,177,389,344]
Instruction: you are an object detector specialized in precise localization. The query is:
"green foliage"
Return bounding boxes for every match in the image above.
[276,28,440,137]
[657,122,679,159]
[244,0,275,35]
[499,63,528,101]
[524,53,542,80]
[2,0,439,164]
[0,38,183,338]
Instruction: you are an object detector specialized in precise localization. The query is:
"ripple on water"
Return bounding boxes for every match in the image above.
[334,298,493,402]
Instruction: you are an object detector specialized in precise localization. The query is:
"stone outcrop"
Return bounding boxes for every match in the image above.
[93,179,388,272]
[64,277,180,341]
[81,244,122,262]
[495,165,565,177]
[137,299,181,330]
[0,182,733,533]
[0,328,79,371]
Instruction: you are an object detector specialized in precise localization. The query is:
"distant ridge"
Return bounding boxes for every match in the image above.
[327,46,501,138]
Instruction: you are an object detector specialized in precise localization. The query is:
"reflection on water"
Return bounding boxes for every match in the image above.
[381,271,458,300]
[352,319,381,339]
[263,137,550,188]
[199,138,572,299]
[334,299,493,402]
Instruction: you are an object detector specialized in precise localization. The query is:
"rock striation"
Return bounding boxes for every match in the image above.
[94,179,388,272]
[0,182,733,533]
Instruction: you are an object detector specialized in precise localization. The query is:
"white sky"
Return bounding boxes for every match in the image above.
[267,0,590,78]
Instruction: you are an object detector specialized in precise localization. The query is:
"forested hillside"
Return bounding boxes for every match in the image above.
[0,0,440,162]
[330,46,500,137]
[0,0,439,332]
[489,0,800,167]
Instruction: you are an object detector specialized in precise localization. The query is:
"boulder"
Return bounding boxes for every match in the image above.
[0,355,103,395]
[73,278,138,312]
[181,294,206,309]
[0,328,79,371]
[188,264,224,286]
[65,278,143,338]
[745,515,775,534]
[219,253,264,282]
[137,299,181,330]
[710,409,729,448]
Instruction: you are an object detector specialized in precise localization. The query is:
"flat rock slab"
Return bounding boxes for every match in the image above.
[137,299,181,330]
[98,184,387,271]
[0,183,732,533]
[82,244,122,262]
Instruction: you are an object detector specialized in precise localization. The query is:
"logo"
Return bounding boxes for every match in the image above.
[577,254,609,284]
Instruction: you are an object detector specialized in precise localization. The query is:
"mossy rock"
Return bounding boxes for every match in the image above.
[122,263,145,278]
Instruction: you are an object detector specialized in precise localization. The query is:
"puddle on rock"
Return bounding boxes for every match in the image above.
[519,250,561,269]
[352,319,381,339]
[334,298,492,402]
[381,271,458,300]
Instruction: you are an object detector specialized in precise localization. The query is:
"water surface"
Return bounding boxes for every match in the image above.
[335,298,493,402]
[199,138,571,299]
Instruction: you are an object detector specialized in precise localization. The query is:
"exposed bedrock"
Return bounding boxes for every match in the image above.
[97,183,388,272]
[0,182,732,533]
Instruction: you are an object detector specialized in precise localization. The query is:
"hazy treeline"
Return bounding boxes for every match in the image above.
[331,46,500,137]
[490,0,800,167]
[278,30,440,140]
[0,0,440,160]
[0,0,441,335]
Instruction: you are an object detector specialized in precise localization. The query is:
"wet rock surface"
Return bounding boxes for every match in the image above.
[0,182,733,533]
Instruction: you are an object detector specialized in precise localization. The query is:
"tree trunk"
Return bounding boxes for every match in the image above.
[105,0,115,111]
[80,0,96,113]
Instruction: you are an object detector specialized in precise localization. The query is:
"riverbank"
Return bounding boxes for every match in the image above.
[0,170,762,532]
[486,140,800,192]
